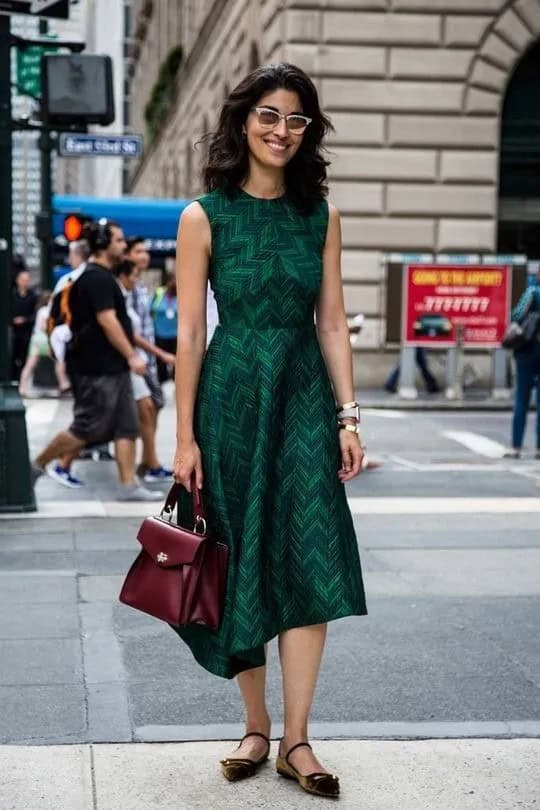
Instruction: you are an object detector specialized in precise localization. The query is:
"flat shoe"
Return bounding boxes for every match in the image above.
[276,740,340,798]
[220,731,270,782]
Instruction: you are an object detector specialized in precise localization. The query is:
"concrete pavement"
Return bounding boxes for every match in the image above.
[2,739,538,809]
[1,393,539,807]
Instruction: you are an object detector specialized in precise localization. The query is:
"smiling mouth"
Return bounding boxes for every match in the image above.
[264,140,288,154]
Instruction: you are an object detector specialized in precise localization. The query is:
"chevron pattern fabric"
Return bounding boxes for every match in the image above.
[173,188,367,678]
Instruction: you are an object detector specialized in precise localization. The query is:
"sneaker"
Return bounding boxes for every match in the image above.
[503,449,521,459]
[117,484,164,502]
[143,466,174,483]
[47,464,85,489]
[30,463,44,487]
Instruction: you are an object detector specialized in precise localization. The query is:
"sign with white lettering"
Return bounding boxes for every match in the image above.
[58,133,143,158]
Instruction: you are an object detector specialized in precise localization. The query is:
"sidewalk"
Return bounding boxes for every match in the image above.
[2,738,538,809]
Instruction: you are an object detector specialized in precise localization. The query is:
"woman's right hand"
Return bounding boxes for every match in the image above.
[173,439,203,492]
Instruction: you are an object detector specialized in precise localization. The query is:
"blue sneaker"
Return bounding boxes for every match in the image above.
[47,464,85,489]
[143,466,174,483]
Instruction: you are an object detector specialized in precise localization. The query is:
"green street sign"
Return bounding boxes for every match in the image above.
[16,43,57,98]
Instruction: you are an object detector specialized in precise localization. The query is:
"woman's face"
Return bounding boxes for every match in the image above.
[244,88,306,171]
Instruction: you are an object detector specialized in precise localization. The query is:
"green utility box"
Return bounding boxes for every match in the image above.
[0,384,36,513]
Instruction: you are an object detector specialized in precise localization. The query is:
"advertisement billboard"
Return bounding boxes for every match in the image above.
[402,264,511,348]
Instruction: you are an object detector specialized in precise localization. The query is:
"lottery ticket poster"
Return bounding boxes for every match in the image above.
[401,264,512,348]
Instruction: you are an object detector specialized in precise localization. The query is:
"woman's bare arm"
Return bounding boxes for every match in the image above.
[315,203,355,407]
[173,202,211,488]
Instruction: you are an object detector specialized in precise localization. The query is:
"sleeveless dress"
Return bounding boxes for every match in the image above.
[173,188,367,679]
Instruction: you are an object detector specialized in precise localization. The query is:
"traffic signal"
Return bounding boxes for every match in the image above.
[63,213,91,241]
[42,54,115,126]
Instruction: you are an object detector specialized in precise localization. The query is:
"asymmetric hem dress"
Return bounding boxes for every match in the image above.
[173,188,367,679]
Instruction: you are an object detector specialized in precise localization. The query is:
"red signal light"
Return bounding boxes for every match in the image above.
[63,214,84,241]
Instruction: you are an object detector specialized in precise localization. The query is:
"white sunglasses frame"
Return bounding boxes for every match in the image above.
[250,106,312,133]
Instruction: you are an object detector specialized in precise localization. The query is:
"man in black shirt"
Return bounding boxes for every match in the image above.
[32,219,162,502]
[11,270,38,381]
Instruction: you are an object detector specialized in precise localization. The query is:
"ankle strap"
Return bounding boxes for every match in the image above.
[285,741,312,763]
[241,731,270,745]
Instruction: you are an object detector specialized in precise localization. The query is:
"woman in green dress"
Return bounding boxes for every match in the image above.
[173,62,367,799]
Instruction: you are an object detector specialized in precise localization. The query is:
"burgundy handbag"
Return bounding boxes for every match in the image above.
[119,475,228,630]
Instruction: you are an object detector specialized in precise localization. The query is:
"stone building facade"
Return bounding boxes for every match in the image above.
[126,0,540,382]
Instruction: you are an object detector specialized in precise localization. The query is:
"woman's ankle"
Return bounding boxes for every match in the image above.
[245,711,271,736]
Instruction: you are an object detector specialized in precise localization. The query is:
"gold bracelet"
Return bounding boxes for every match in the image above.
[338,423,361,435]
[336,400,358,412]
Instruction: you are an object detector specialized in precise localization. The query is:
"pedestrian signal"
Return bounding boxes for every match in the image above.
[63,214,85,241]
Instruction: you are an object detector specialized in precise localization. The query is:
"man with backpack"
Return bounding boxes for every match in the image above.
[31,219,162,502]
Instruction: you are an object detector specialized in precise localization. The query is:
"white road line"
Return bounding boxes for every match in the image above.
[3,497,540,519]
[24,399,60,426]
[362,408,406,419]
[348,497,540,514]
[442,430,507,459]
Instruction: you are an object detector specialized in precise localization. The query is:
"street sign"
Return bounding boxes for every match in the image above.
[402,264,512,349]
[16,42,56,97]
[0,0,69,18]
[58,133,143,159]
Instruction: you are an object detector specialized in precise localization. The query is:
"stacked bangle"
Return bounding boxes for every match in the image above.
[336,400,360,423]
[336,400,362,439]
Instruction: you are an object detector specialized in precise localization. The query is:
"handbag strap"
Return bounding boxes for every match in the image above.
[162,472,207,522]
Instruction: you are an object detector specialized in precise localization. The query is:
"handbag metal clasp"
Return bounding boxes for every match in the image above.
[193,515,207,535]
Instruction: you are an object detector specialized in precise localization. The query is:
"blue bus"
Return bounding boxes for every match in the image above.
[52,194,190,267]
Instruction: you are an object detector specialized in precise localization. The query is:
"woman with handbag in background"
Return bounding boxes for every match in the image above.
[172,62,367,799]
[504,268,540,459]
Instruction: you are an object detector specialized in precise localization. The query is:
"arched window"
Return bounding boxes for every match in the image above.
[498,41,540,258]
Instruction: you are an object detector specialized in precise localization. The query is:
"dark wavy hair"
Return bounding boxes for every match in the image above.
[203,63,333,213]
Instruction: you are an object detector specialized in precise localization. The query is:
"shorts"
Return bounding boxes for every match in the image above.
[130,370,151,402]
[144,366,164,410]
[70,372,139,445]
[28,331,50,358]
[50,324,72,363]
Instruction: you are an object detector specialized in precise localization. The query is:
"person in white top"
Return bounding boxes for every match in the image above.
[49,240,89,380]
[115,259,176,479]
[19,291,69,397]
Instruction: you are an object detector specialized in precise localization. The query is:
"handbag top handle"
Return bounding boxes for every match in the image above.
[162,472,207,522]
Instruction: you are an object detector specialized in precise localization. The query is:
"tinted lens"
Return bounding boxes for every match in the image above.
[287,115,309,132]
[257,108,280,126]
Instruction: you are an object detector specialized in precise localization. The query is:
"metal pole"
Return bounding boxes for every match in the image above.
[398,346,418,400]
[0,15,12,382]
[38,128,54,290]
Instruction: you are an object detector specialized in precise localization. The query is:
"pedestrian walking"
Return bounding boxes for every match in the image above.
[151,271,177,383]
[504,269,540,459]
[18,291,70,397]
[125,237,173,481]
[384,347,440,394]
[172,63,367,798]
[31,219,162,502]
[11,269,38,381]
[115,259,176,481]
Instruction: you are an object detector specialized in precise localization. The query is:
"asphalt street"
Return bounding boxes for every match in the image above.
[1,393,539,748]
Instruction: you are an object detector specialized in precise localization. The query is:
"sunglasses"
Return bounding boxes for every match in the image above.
[250,106,312,134]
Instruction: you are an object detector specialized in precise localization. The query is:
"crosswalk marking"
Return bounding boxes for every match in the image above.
[2,496,539,519]
[24,400,60,426]
[442,430,507,459]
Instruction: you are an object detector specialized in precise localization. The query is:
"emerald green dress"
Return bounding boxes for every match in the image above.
[173,188,367,679]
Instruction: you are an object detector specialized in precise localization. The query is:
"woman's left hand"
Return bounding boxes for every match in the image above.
[338,429,365,482]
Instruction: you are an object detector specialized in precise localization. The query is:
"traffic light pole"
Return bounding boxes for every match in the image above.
[0,15,12,383]
[38,128,54,289]
[0,15,35,512]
